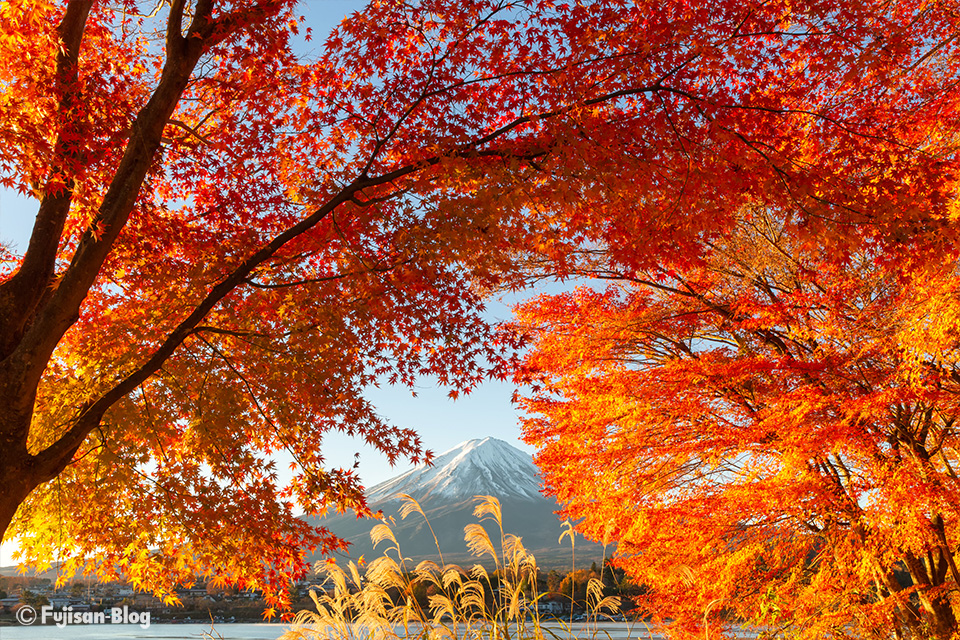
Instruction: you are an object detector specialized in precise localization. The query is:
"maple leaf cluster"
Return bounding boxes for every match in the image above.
[0,0,959,625]
[514,217,960,639]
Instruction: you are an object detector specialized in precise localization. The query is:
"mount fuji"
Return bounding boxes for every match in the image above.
[308,437,606,568]
[365,437,544,503]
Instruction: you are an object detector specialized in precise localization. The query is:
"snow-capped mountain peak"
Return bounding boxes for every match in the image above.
[365,437,543,503]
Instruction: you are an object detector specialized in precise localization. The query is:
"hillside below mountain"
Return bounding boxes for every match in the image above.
[308,438,608,568]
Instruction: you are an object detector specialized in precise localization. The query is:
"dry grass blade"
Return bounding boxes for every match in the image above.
[506,583,523,620]
[319,562,349,597]
[430,625,456,640]
[366,555,404,590]
[284,609,324,640]
[356,582,390,615]
[348,561,363,589]
[522,552,537,572]
[400,600,423,626]
[442,565,466,590]
[283,494,630,640]
[400,493,446,565]
[464,523,497,560]
[472,495,503,524]
[469,563,489,581]
[399,494,426,520]
[429,592,456,621]
[415,562,443,590]
[503,534,529,564]
[459,580,486,611]
[415,559,441,575]
[586,577,604,606]
[595,595,621,614]
[370,522,399,550]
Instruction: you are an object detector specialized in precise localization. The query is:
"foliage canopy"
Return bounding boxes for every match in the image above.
[1,0,959,616]
[515,213,960,638]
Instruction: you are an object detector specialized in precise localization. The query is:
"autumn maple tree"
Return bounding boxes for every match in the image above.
[514,211,960,639]
[1,0,959,614]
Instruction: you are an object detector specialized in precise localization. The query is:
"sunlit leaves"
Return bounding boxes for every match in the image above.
[513,214,960,638]
[4,0,960,621]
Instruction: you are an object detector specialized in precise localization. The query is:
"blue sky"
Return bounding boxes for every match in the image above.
[0,187,535,475]
[0,0,542,565]
[0,0,539,486]
[0,183,536,566]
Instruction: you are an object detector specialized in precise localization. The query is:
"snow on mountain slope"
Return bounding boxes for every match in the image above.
[365,437,544,503]
[310,437,609,568]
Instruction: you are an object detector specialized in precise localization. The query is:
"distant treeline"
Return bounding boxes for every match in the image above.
[0,575,51,591]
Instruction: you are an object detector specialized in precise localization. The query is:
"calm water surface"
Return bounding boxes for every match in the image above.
[0,622,288,639]
[0,621,756,639]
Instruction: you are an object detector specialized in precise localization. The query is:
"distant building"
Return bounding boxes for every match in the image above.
[536,600,566,615]
[0,596,21,612]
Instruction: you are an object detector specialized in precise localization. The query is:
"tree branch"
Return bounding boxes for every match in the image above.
[0,0,94,359]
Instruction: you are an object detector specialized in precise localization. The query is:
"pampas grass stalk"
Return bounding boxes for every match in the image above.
[282,495,624,640]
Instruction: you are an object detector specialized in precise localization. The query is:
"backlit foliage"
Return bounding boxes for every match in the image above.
[515,213,960,639]
[2,0,960,613]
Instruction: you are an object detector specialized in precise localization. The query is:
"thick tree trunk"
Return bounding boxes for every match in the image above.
[0,369,43,540]
[919,591,958,640]
[0,0,237,547]
[903,550,958,640]
[0,437,43,543]
[0,473,33,545]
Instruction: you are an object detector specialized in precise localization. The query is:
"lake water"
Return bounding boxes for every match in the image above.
[0,622,288,639]
[0,621,758,639]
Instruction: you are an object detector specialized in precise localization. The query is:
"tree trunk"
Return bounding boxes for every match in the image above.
[0,448,40,544]
[903,550,958,640]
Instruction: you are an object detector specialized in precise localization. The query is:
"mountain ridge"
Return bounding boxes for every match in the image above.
[366,437,543,503]
[309,437,607,568]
